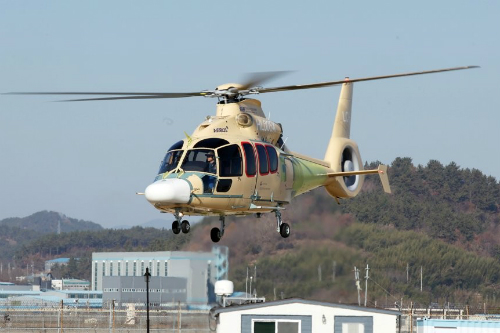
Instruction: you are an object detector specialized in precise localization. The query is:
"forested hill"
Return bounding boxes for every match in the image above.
[0,211,103,262]
[342,157,500,253]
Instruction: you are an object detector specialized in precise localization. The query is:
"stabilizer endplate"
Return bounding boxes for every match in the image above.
[326,164,391,194]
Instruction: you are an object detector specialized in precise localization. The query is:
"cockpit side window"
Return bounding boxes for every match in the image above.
[158,150,183,174]
[217,144,242,177]
[182,149,216,173]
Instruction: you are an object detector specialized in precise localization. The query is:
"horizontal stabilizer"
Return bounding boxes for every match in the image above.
[326,164,391,193]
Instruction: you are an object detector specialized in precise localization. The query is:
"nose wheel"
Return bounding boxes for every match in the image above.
[172,210,190,235]
[210,216,225,243]
[172,220,181,234]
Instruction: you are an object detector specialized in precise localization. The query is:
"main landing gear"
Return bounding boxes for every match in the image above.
[172,210,190,235]
[210,216,225,243]
[275,210,290,238]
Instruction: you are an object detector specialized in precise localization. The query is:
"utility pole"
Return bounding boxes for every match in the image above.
[354,267,362,306]
[318,264,322,282]
[364,264,369,307]
[332,260,336,282]
[250,276,253,298]
[246,267,248,297]
[420,266,423,292]
[144,268,151,333]
[406,263,409,283]
[254,265,257,296]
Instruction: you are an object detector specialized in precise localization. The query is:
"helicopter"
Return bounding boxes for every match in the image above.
[7,66,478,242]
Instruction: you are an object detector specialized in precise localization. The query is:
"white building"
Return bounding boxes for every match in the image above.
[51,279,90,291]
[92,246,228,305]
[213,298,400,333]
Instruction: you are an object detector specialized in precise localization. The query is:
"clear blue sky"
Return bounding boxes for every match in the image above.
[1,1,498,228]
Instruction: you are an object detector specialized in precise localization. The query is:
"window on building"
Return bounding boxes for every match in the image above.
[342,323,365,333]
[110,261,113,276]
[157,262,160,276]
[118,262,121,276]
[102,262,105,276]
[125,261,129,276]
[141,261,144,275]
[253,320,299,333]
[165,261,168,276]
[133,262,137,276]
[94,263,98,290]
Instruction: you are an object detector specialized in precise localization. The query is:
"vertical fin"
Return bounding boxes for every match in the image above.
[324,81,353,163]
[332,80,353,139]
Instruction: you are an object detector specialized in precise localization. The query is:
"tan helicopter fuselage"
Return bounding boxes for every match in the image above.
[144,82,372,217]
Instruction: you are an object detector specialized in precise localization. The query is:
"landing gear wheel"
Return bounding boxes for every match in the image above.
[280,223,290,238]
[172,221,181,234]
[210,227,222,243]
[181,220,190,234]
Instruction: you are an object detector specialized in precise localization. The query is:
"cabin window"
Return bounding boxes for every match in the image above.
[255,144,269,175]
[217,144,242,177]
[158,150,183,174]
[266,145,278,173]
[241,142,256,177]
[182,149,216,173]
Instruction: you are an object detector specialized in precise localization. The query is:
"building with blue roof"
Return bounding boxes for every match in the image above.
[416,318,500,332]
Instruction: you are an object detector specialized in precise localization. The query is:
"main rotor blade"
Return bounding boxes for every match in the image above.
[256,66,479,94]
[239,71,292,90]
[4,91,208,102]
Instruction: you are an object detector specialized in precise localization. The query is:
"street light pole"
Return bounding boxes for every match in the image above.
[144,267,151,333]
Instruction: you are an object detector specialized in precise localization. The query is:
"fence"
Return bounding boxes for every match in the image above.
[1,307,214,333]
[3,302,500,333]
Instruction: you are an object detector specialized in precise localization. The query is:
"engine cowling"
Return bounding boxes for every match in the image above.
[324,138,364,199]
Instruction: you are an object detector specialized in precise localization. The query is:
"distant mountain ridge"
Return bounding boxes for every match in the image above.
[0,211,103,263]
[0,210,103,233]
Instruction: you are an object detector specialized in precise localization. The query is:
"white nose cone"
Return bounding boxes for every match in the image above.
[145,179,191,204]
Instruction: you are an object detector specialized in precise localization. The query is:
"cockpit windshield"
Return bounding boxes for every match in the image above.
[158,150,183,174]
[181,149,216,174]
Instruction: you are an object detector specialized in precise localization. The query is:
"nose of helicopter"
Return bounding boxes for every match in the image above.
[144,179,191,204]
